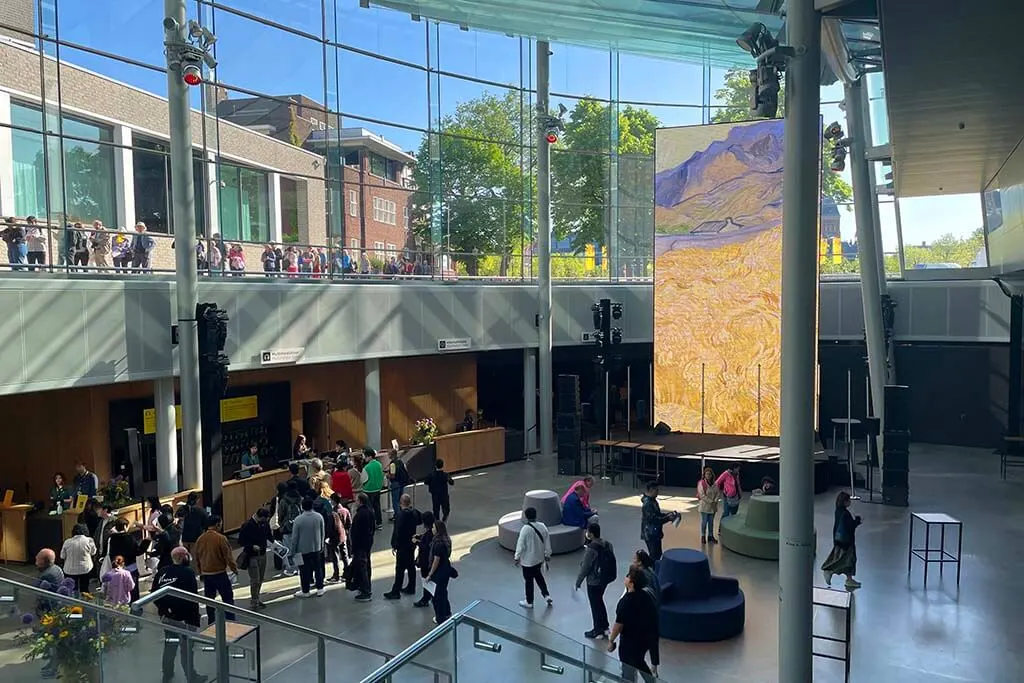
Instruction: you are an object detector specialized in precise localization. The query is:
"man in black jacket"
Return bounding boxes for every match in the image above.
[286,463,312,497]
[238,508,271,609]
[383,494,420,600]
[350,492,376,602]
[180,492,209,555]
[151,514,182,570]
[153,546,207,683]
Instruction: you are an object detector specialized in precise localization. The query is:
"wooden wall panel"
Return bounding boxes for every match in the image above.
[380,354,477,445]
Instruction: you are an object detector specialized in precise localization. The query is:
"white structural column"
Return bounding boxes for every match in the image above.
[113,124,136,229]
[154,377,179,497]
[524,348,538,455]
[268,171,283,243]
[0,92,14,217]
[845,78,888,452]
[536,40,554,459]
[205,152,220,236]
[364,358,382,450]
[778,0,821,680]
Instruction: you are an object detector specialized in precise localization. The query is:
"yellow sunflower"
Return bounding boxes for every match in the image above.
[59,630,69,639]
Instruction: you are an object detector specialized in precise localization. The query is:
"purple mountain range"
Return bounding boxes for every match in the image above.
[655,120,785,210]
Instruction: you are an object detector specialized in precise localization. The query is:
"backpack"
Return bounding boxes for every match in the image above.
[594,543,617,585]
[393,457,410,486]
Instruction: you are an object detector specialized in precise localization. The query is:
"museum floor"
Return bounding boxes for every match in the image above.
[1,443,1020,683]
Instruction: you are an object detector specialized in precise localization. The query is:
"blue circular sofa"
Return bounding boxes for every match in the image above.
[657,548,745,642]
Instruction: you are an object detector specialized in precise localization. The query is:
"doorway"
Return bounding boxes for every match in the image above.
[302,400,330,454]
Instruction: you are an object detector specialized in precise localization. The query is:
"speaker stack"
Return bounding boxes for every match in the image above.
[882,384,910,507]
[557,374,582,476]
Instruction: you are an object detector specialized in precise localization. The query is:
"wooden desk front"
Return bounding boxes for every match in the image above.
[434,427,506,474]
[0,505,33,563]
[222,469,290,533]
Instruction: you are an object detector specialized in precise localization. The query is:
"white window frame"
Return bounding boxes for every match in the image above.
[373,240,385,260]
[310,116,319,128]
[404,205,409,228]
[386,243,396,258]
[350,238,359,249]
[348,190,358,217]
[372,196,397,225]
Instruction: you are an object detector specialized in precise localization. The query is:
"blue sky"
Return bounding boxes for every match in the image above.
[52,0,981,253]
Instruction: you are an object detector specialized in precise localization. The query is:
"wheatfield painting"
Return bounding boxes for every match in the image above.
[653,120,785,436]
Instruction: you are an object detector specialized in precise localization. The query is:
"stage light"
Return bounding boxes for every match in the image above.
[591,303,602,330]
[611,328,622,345]
[830,156,846,172]
[611,302,623,320]
[824,122,844,142]
[736,22,776,59]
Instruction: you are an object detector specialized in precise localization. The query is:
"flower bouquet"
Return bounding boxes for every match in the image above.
[97,477,133,509]
[16,579,130,682]
[412,417,439,445]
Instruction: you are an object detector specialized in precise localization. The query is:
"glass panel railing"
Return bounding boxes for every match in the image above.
[359,599,661,683]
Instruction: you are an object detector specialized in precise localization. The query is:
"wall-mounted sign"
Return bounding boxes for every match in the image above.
[143,395,258,434]
[581,331,593,343]
[261,347,305,365]
[437,338,471,352]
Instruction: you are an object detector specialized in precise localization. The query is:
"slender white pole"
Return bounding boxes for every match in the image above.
[536,41,554,459]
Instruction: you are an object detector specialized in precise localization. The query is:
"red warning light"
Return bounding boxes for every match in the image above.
[545,132,558,144]
[182,65,203,86]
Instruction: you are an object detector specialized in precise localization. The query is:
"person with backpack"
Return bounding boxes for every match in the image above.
[277,482,303,577]
[327,492,351,583]
[575,523,616,640]
[387,450,411,522]
[514,506,553,609]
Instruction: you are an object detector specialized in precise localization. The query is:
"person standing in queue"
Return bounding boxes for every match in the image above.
[608,566,659,682]
[424,519,455,624]
[153,546,208,683]
[193,516,236,624]
[350,492,376,602]
[238,507,271,608]
[412,511,435,608]
[383,494,420,599]
[362,449,385,530]
[386,450,411,523]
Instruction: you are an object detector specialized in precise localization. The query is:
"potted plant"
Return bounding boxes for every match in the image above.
[16,579,130,682]
[97,477,133,509]
[411,417,439,445]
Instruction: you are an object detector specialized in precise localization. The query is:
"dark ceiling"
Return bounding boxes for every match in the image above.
[880,0,1024,197]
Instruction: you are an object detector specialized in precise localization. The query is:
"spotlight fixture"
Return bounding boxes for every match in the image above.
[823,122,844,142]
[611,328,622,345]
[591,303,602,330]
[748,66,781,118]
[830,145,847,172]
[611,302,623,320]
[735,22,777,60]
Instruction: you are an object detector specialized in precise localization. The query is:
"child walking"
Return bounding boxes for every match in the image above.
[822,490,862,589]
[696,466,722,544]
[101,555,136,606]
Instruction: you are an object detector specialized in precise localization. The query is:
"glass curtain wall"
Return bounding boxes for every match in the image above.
[0,0,942,278]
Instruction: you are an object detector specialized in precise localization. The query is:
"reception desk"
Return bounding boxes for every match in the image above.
[434,427,506,474]
[0,505,34,563]
[222,469,290,533]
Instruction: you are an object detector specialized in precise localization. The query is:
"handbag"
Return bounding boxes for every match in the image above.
[237,549,251,571]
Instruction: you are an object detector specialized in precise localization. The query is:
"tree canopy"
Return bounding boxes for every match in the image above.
[711,68,853,205]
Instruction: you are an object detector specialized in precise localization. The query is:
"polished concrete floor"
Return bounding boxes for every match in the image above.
[1,443,1021,682]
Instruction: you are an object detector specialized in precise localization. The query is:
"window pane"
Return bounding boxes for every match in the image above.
[331,2,426,66]
[437,24,523,86]
[132,137,170,233]
[11,127,47,218]
[280,176,301,242]
[239,167,270,242]
[618,54,703,105]
[218,164,242,241]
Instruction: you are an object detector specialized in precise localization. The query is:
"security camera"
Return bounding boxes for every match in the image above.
[162,17,178,31]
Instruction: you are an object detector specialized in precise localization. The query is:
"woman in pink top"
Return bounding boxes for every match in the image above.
[715,464,743,527]
[101,555,136,606]
[561,475,595,509]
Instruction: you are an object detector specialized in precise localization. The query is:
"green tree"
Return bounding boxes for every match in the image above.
[551,99,660,252]
[711,68,853,205]
[410,91,531,274]
[287,108,302,147]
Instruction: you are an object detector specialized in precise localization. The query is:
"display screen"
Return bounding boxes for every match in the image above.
[653,120,791,436]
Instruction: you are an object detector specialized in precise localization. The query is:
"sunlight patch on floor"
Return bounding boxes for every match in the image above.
[606,494,698,515]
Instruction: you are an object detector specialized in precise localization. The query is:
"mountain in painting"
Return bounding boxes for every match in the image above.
[655,120,785,235]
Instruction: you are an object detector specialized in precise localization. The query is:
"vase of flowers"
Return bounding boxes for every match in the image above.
[16,580,129,682]
[97,477,133,509]
[412,417,439,445]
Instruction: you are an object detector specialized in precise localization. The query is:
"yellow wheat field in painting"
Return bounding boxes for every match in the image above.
[654,226,782,436]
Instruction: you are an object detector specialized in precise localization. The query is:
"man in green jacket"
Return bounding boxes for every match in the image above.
[362,448,385,529]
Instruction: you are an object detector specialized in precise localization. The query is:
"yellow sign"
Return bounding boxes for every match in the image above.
[220,396,258,424]
[0,490,12,508]
[143,405,183,435]
[143,396,257,434]
[72,494,88,513]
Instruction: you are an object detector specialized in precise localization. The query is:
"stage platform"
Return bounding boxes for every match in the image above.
[586,429,831,495]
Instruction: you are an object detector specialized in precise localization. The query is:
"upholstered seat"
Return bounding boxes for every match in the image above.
[657,548,744,642]
[720,494,791,560]
[497,489,585,555]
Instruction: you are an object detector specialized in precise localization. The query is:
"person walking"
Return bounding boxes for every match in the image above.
[179,492,208,556]
[60,524,96,595]
[152,546,208,683]
[424,519,455,624]
[424,459,454,523]
[362,449,385,529]
[384,494,420,599]
[514,506,552,609]
[696,466,722,544]
[412,511,435,608]
[627,549,661,678]
[640,481,679,562]
[822,490,862,589]
[100,555,136,606]
[290,498,326,598]
[608,566,659,682]
[350,492,376,602]
[715,463,743,525]
[193,516,237,623]
[238,507,272,608]
[575,523,616,640]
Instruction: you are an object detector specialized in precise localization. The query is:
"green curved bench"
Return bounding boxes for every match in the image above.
[720,494,781,560]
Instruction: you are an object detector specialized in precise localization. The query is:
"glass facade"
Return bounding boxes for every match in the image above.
[0,0,978,277]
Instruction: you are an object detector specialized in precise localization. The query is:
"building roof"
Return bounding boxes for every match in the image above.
[306,127,416,165]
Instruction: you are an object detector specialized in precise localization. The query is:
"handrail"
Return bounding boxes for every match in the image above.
[358,599,642,683]
[135,585,451,680]
[0,576,204,642]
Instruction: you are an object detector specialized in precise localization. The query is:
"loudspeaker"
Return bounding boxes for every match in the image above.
[883,449,909,471]
[557,439,580,476]
[557,430,580,449]
[884,384,910,432]
[557,374,581,414]
[654,421,671,436]
[883,430,910,453]
[556,413,581,432]
[880,468,908,488]
[882,485,909,507]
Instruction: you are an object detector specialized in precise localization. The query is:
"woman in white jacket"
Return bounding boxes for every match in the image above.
[513,506,553,609]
